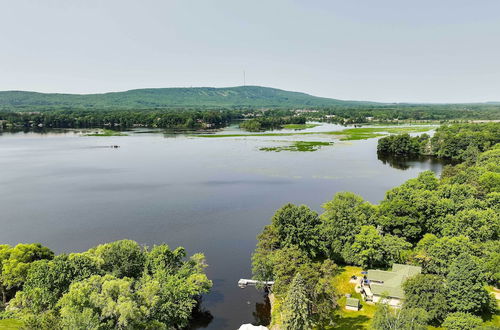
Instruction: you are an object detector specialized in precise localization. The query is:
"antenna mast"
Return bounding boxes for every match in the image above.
[243,70,246,86]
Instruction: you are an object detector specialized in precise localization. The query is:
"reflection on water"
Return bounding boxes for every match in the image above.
[188,299,214,329]
[252,294,272,326]
[377,153,455,172]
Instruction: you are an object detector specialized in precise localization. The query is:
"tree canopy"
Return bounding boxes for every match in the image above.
[1,240,211,329]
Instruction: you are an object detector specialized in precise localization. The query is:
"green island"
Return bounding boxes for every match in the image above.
[251,124,500,329]
[84,129,128,136]
[283,123,320,130]
[0,240,211,329]
[260,141,333,152]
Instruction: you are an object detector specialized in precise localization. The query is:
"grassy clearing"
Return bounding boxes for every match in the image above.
[195,125,436,140]
[325,266,375,330]
[283,123,319,130]
[84,129,127,136]
[0,319,22,330]
[260,141,333,152]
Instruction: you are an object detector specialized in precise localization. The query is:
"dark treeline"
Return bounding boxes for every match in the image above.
[239,116,306,131]
[253,141,499,328]
[0,110,237,130]
[1,102,500,131]
[378,123,500,161]
[318,104,500,123]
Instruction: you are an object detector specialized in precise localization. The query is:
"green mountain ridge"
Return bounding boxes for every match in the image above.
[0,86,380,111]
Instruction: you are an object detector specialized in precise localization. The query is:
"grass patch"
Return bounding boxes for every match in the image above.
[323,266,375,329]
[195,125,436,140]
[0,319,23,330]
[283,123,319,130]
[85,129,127,136]
[330,126,435,141]
[269,294,283,329]
[260,141,333,152]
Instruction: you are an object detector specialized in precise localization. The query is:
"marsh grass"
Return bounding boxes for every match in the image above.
[282,123,320,130]
[195,125,436,140]
[260,141,333,152]
[85,129,127,136]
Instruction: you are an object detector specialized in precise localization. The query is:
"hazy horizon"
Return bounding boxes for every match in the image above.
[2,85,499,105]
[1,0,499,103]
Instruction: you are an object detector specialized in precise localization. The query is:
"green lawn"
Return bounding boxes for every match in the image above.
[0,319,22,330]
[327,266,375,329]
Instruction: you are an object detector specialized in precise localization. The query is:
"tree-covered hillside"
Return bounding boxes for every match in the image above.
[0,86,376,111]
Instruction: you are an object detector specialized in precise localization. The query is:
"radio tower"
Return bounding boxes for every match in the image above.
[243,70,246,86]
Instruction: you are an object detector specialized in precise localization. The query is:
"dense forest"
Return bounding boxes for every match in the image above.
[378,123,500,160]
[0,240,211,329]
[1,107,499,131]
[252,139,499,328]
[0,110,235,130]
[239,116,307,131]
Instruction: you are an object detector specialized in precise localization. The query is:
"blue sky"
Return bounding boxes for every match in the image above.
[1,0,499,102]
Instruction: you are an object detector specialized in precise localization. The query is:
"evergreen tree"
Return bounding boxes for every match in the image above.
[282,273,312,330]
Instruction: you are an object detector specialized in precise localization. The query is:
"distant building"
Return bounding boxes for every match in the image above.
[360,264,422,306]
[294,109,318,114]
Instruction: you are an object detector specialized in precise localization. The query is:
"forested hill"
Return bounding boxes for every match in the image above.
[0,86,378,111]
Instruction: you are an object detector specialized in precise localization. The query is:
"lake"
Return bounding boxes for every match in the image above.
[0,124,446,329]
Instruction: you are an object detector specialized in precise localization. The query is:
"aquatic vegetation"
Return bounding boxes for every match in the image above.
[260,141,333,152]
[333,126,436,140]
[84,129,127,136]
[196,125,436,140]
[282,123,319,130]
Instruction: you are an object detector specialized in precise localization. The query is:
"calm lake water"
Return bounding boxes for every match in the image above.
[0,124,446,329]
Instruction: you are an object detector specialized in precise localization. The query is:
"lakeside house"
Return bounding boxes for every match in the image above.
[358,264,422,307]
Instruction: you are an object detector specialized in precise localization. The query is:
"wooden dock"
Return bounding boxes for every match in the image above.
[238,279,275,288]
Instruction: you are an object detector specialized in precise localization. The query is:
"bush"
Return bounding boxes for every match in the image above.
[442,312,482,330]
